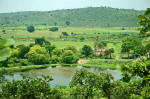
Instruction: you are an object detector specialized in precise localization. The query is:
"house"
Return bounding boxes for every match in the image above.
[94,49,105,55]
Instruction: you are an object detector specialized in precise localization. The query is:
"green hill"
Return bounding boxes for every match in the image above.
[0,7,144,27]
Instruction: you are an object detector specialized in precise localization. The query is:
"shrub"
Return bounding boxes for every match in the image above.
[61,50,78,64]
[50,55,61,64]
[27,25,35,33]
[49,27,58,32]
[62,32,68,36]
[0,76,61,98]
[26,45,50,65]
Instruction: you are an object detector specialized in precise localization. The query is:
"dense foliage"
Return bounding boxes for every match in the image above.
[27,25,35,33]
[138,8,150,34]
[0,7,143,27]
[26,45,50,65]
[0,65,149,99]
[49,27,59,32]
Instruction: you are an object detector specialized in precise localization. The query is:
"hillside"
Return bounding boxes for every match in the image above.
[0,7,144,27]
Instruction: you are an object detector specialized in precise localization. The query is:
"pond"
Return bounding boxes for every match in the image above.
[1,66,122,87]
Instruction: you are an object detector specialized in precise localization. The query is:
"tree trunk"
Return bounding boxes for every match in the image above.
[128,51,130,59]
[110,53,112,59]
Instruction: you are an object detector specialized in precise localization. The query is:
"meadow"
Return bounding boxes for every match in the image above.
[0,25,140,59]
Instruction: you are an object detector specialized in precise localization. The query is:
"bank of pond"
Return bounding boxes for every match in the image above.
[0,65,122,87]
[0,63,149,99]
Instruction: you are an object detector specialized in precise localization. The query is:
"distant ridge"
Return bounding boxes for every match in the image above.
[0,7,143,27]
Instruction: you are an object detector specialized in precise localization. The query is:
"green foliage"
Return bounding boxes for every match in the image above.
[121,37,142,58]
[52,48,62,57]
[64,45,77,53]
[105,48,114,59]
[121,57,150,83]
[138,8,150,34]
[35,37,45,46]
[66,21,70,26]
[0,7,142,27]
[61,50,78,64]
[81,45,93,58]
[49,27,58,32]
[44,41,55,57]
[0,39,14,61]
[70,69,114,98]
[50,55,61,64]
[0,76,62,99]
[16,44,30,58]
[27,25,35,33]
[133,45,147,57]
[97,41,107,49]
[111,80,143,99]
[145,43,150,51]
[26,45,50,65]
[62,32,68,36]
[2,30,5,33]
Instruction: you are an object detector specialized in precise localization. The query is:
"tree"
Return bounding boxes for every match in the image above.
[105,48,114,59]
[61,50,78,64]
[52,48,62,57]
[27,25,35,33]
[35,37,45,46]
[81,45,93,58]
[121,57,150,83]
[26,45,50,64]
[145,43,150,52]
[64,45,77,53]
[66,21,70,26]
[54,22,57,26]
[2,30,6,34]
[44,41,56,57]
[94,39,107,52]
[49,27,58,32]
[97,41,107,49]
[70,69,114,99]
[80,36,85,42]
[138,8,150,34]
[133,45,147,58]
[16,44,30,58]
[62,32,68,36]
[121,37,141,59]
[0,76,62,98]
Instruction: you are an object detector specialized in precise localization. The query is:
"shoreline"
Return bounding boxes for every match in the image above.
[0,62,123,75]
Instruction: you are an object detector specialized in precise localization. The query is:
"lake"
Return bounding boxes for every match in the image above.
[1,66,122,87]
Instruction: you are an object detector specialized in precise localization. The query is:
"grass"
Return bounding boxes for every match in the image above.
[82,60,133,70]
[0,25,142,58]
[0,65,49,75]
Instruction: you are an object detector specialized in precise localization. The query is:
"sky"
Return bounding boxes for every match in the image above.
[0,0,150,13]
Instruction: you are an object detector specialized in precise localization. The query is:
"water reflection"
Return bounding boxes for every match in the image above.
[1,66,122,87]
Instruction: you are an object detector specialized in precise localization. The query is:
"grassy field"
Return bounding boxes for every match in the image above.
[82,60,133,69]
[0,25,140,58]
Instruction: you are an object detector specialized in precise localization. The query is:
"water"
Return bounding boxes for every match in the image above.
[1,66,122,87]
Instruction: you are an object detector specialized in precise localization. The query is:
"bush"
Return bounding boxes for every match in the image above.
[50,55,61,64]
[27,25,35,33]
[61,50,79,64]
[26,45,50,65]
[49,27,58,32]
[64,45,77,53]
[0,76,61,98]
[62,32,68,36]
[35,37,45,46]
[19,59,31,66]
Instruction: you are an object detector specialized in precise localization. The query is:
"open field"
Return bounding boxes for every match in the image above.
[0,26,141,58]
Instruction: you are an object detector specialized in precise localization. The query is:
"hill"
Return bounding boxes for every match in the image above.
[0,7,144,27]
